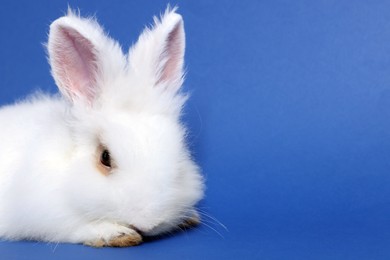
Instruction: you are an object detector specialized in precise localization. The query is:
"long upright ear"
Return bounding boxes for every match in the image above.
[48,11,108,103]
[129,8,185,92]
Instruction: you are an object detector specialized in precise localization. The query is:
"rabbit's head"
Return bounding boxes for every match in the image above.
[47,8,204,235]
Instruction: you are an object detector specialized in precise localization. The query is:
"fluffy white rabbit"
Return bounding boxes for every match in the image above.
[0,7,204,247]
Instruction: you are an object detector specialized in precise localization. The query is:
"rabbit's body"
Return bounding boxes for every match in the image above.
[0,97,73,241]
[0,8,204,247]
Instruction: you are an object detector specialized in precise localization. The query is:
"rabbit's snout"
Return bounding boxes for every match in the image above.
[127,224,144,235]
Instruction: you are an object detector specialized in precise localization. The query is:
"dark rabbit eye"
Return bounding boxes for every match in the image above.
[100,149,112,168]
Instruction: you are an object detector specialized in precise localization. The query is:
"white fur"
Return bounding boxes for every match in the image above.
[0,8,204,245]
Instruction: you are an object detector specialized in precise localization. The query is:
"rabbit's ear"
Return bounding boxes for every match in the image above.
[48,12,104,103]
[129,8,185,92]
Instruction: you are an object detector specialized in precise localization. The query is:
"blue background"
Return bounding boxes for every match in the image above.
[1,0,390,259]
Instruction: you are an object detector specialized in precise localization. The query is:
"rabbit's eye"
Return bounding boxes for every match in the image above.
[96,145,114,176]
[100,149,112,168]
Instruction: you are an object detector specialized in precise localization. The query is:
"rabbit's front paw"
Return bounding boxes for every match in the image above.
[84,222,142,247]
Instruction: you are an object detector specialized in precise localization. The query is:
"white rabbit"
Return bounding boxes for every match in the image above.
[0,7,204,247]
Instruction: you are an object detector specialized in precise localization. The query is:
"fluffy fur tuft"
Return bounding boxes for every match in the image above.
[0,7,204,247]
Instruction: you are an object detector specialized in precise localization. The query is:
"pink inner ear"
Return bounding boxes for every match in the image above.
[52,27,98,102]
[158,22,184,84]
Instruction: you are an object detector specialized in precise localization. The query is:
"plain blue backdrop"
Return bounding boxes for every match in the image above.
[1,0,390,259]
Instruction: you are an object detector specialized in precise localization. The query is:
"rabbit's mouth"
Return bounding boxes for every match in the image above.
[132,212,201,238]
[127,224,144,236]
